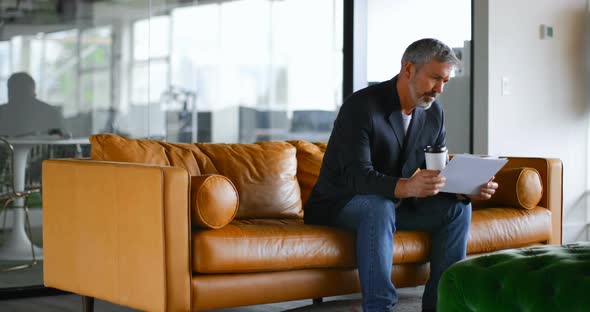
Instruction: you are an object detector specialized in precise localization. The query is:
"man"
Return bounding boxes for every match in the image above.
[0,72,64,137]
[304,38,498,312]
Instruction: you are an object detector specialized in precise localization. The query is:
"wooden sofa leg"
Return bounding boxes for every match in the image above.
[312,297,323,304]
[82,296,95,312]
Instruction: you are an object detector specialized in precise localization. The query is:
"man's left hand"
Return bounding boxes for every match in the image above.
[466,177,498,200]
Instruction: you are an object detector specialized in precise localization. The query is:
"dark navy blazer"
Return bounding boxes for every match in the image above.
[303,76,447,225]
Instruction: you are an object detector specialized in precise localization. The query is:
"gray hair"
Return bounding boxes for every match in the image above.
[401,38,460,70]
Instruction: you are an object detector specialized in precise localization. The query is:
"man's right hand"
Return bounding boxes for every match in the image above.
[394,170,446,198]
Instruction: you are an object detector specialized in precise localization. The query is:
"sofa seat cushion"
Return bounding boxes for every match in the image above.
[468,206,552,254]
[192,206,552,274]
[192,219,432,274]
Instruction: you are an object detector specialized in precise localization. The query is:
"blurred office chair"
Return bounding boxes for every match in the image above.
[0,136,40,271]
[0,127,78,271]
[23,128,83,188]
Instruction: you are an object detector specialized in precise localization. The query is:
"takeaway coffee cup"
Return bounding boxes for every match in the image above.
[424,146,448,171]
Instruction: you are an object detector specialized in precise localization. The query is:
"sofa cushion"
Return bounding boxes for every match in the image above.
[192,219,430,274]
[90,134,302,219]
[191,175,239,229]
[288,140,327,205]
[195,142,302,219]
[472,167,543,210]
[90,134,203,175]
[90,134,171,166]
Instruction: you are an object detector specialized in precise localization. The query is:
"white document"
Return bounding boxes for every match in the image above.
[439,154,508,195]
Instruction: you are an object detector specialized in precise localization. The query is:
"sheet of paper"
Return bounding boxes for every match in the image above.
[439,154,508,194]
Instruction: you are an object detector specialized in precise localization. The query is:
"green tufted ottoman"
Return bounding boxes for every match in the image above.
[438,243,590,312]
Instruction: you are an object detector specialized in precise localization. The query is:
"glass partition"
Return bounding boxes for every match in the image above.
[0,0,474,297]
[0,0,343,293]
[0,0,151,293]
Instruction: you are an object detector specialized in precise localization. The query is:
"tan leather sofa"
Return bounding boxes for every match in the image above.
[42,134,562,312]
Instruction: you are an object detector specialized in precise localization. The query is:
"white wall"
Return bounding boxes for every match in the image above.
[475,0,590,242]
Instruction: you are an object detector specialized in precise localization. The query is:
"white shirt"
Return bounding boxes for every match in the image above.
[401,111,412,134]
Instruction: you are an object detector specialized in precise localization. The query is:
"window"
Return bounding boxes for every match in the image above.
[42,30,79,117]
[81,26,113,114]
[131,15,170,106]
[128,16,171,138]
[0,42,11,103]
[167,0,343,143]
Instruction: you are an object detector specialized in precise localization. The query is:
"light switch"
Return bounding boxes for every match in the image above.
[540,24,554,40]
[501,76,511,96]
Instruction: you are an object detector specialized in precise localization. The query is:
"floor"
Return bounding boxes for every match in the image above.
[0,286,424,311]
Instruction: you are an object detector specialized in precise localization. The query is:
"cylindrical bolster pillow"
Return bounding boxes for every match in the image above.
[191,174,239,229]
[474,167,543,210]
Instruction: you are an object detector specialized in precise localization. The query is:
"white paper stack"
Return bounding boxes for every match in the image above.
[439,154,508,194]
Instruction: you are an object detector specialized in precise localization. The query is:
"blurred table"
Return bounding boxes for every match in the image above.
[0,137,89,261]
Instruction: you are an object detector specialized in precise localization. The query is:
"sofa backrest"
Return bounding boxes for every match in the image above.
[287,140,326,205]
[90,134,302,219]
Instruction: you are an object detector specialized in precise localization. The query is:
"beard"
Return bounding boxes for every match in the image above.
[409,80,437,110]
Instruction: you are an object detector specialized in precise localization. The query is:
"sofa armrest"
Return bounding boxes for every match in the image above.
[42,159,191,312]
[501,157,563,244]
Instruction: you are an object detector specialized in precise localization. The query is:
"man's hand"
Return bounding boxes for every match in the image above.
[395,170,446,198]
[466,177,498,200]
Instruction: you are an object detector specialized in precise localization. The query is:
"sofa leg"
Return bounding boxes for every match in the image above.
[82,296,94,312]
[312,297,323,304]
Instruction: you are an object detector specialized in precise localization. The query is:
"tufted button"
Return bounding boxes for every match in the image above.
[543,285,557,297]
[526,259,545,271]
[494,280,504,290]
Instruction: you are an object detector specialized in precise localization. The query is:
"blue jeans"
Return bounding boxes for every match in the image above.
[334,194,471,312]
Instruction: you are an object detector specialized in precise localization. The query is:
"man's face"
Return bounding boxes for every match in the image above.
[408,60,454,109]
